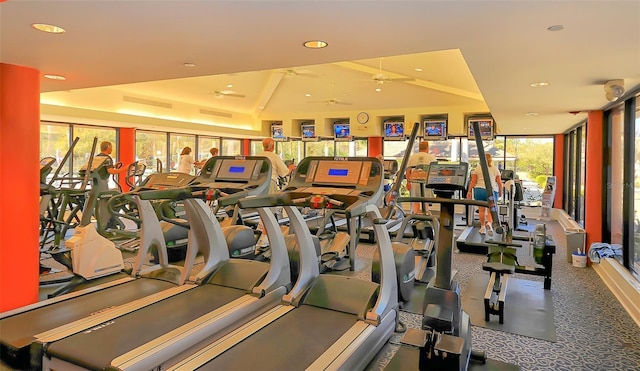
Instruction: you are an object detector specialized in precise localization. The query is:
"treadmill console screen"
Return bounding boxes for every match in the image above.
[214,159,261,181]
[426,162,468,190]
[310,160,368,186]
[145,173,195,188]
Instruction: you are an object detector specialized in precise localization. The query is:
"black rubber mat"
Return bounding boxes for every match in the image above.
[461,273,556,342]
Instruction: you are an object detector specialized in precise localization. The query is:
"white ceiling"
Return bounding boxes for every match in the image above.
[2,0,639,136]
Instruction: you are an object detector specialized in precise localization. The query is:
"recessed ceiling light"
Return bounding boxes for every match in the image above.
[227,84,233,88]
[183,62,196,67]
[44,74,66,80]
[303,40,328,49]
[32,23,66,33]
[530,82,549,88]
[547,25,565,32]
[305,93,312,97]
[525,112,538,116]
[375,88,382,92]
[414,68,423,72]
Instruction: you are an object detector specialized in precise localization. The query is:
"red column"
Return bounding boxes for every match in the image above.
[242,139,250,156]
[0,64,41,311]
[368,137,383,157]
[118,128,135,192]
[553,134,564,208]
[584,111,604,253]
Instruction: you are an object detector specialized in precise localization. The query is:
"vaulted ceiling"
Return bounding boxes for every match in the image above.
[2,1,639,136]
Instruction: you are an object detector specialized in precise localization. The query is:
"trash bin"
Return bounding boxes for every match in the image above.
[565,229,586,263]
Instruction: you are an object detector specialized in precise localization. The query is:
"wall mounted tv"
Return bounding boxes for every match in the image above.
[467,118,494,141]
[383,121,405,141]
[334,122,351,141]
[271,124,285,141]
[301,123,317,141]
[423,119,447,141]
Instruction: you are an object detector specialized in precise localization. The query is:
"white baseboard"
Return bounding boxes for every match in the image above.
[593,258,640,328]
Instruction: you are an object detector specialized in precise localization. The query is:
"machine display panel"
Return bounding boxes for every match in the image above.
[426,162,468,189]
[311,160,363,185]
[215,159,259,180]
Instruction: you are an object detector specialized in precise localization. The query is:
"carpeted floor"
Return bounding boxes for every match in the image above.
[368,217,640,371]
[38,211,640,370]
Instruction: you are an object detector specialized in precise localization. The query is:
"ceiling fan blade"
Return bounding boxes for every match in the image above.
[387,77,415,82]
[334,101,352,105]
[223,93,245,98]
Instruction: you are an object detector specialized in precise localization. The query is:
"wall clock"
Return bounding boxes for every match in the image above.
[357,112,369,124]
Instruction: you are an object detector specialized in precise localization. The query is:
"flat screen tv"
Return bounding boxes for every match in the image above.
[423,120,447,141]
[271,124,285,141]
[383,121,405,141]
[301,123,317,141]
[467,118,494,141]
[334,122,351,141]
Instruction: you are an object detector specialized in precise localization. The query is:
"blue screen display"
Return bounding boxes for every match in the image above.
[385,122,404,137]
[334,124,350,138]
[229,166,245,173]
[328,169,349,176]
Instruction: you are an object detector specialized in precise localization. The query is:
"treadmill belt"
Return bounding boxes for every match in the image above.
[46,284,246,370]
[1,278,174,351]
[198,305,358,370]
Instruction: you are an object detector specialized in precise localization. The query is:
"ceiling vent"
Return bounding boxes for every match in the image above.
[199,109,233,118]
[123,96,172,109]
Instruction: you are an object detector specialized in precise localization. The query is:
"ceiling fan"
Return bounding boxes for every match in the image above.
[211,90,245,99]
[277,68,318,78]
[370,58,415,85]
[307,97,352,105]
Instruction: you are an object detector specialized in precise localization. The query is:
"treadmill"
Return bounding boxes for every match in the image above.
[164,157,399,371]
[0,172,203,370]
[39,156,292,371]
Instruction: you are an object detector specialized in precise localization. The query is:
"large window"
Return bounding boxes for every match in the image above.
[610,106,625,247]
[250,139,263,156]
[40,122,72,177]
[305,140,335,157]
[634,96,640,275]
[169,133,196,173]
[500,137,554,207]
[72,125,117,175]
[197,136,221,161]
[335,139,368,157]
[221,138,241,156]
[277,140,303,165]
[136,130,167,174]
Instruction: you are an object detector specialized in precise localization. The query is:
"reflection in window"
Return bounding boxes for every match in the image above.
[136,130,167,175]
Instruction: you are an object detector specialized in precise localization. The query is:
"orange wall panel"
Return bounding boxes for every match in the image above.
[584,111,604,252]
[0,63,41,311]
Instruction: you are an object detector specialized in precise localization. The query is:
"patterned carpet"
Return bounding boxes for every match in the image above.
[365,218,640,371]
